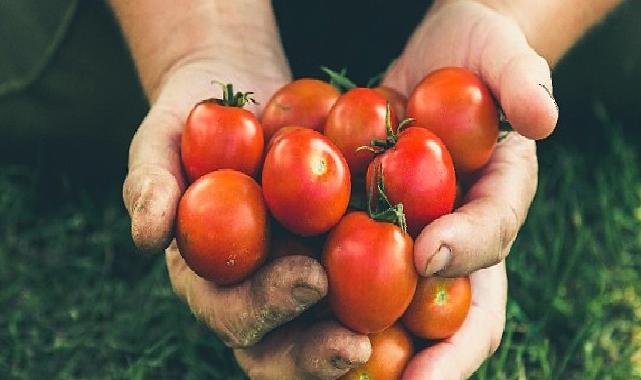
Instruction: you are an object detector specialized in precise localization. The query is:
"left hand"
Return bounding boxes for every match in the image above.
[382,0,552,377]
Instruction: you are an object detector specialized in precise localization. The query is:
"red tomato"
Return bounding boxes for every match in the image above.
[324,88,397,175]
[261,78,340,142]
[262,128,350,236]
[375,86,407,120]
[407,67,498,174]
[403,276,471,340]
[366,127,456,238]
[265,125,306,154]
[176,169,269,285]
[342,323,414,380]
[181,93,264,182]
[323,211,417,334]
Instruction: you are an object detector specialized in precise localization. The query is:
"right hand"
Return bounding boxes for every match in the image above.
[122,53,371,378]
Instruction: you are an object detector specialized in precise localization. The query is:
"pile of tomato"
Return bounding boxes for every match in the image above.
[176,67,499,379]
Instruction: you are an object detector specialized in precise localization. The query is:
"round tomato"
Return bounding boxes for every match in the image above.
[262,128,350,236]
[406,67,498,174]
[342,323,414,380]
[324,87,397,175]
[323,211,417,334]
[402,276,471,340]
[176,169,269,285]
[366,127,456,238]
[261,78,340,142]
[375,86,407,120]
[181,87,264,182]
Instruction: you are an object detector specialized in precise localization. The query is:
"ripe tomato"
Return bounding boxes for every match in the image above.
[403,276,471,340]
[406,67,498,174]
[323,212,417,334]
[324,87,397,175]
[366,127,456,238]
[261,78,340,142]
[342,323,414,380]
[375,86,407,120]
[181,86,264,182]
[262,128,350,236]
[176,169,269,285]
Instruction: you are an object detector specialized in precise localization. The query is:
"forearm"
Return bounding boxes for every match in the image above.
[476,0,623,65]
[109,0,287,101]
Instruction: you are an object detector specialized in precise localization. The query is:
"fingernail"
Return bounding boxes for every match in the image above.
[330,356,354,370]
[425,245,452,276]
[292,286,322,306]
[538,83,558,112]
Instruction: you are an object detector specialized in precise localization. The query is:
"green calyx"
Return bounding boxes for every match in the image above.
[357,103,415,155]
[321,66,357,92]
[206,81,257,108]
[367,163,408,234]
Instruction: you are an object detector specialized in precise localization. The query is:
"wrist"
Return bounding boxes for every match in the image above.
[111,0,289,101]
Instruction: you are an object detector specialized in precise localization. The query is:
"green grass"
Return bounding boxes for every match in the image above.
[1,113,640,379]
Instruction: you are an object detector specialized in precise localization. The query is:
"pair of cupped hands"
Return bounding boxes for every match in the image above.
[122,1,557,379]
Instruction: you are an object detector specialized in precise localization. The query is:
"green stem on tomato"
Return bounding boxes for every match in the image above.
[367,163,408,234]
[321,66,357,92]
[208,80,257,107]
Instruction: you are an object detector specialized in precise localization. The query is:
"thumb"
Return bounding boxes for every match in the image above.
[475,13,558,139]
[123,66,219,252]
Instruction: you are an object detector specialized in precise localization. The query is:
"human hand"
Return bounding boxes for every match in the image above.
[380,0,548,376]
[119,12,370,376]
[383,0,544,281]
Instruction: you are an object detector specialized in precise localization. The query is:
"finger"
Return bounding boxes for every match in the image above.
[416,133,537,276]
[473,13,558,140]
[166,241,328,348]
[122,68,207,252]
[123,63,278,252]
[403,262,507,380]
[235,320,371,380]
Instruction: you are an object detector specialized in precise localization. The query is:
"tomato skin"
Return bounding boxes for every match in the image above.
[323,212,417,334]
[176,170,269,285]
[366,127,456,238]
[402,276,471,340]
[262,129,350,236]
[181,101,264,182]
[324,88,397,176]
[375,86,407,120]
[342,323,414,380]
[261,78,340,142]
[407,67,498,174]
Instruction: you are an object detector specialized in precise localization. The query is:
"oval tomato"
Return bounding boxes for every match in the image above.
[366,127,456,238]
[406,67,498,174]
[323,211,417,334]
[176,169,269,285]
[261,78,340,142]
[375,86,407,120]
[181,93,263,182]
[262,128,350,236]
[402,276,471,340]
[324,87,397,175]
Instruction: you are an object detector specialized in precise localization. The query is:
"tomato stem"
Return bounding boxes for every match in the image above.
[321,66,357,92]
[363,104,414,153]
[367,163,408,233]
[207,80,257,108]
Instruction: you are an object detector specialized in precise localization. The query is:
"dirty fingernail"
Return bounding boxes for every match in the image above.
[538,83,558,112]
[425,245,452,276]
[292,286,322,306]
[330,356,354,370]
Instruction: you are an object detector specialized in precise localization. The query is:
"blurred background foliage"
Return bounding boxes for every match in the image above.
[0,1,640,378]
